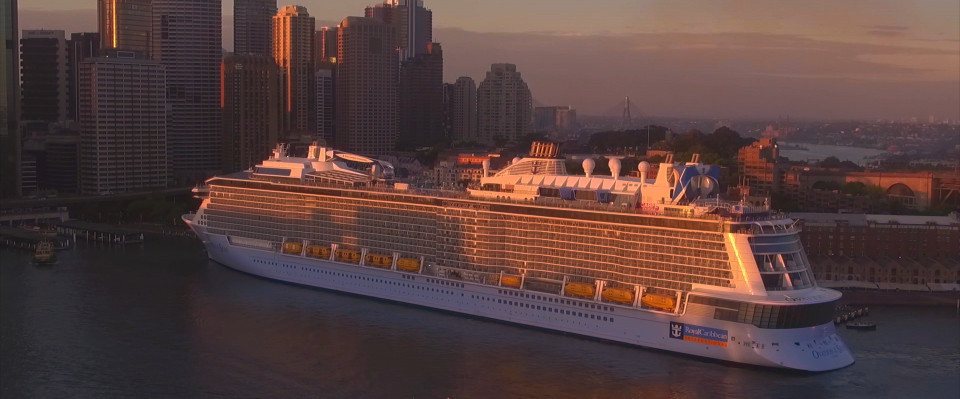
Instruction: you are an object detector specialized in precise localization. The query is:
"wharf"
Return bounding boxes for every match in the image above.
[56,221,144,245]
[0,227,70,250]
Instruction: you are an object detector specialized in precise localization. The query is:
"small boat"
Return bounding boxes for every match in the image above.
[33,241,57,264]
[641,293,676,311]
[335,248,361,263]
[305,245,330,259]
[282,241,303,254]
[602,287,635,304]
[845,321,876,331]
[365,253,392,268]
[500,275,522,288]
[397,257,420,272]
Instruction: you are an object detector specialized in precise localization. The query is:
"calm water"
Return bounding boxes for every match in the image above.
[779,142,887,165]
[2,237,958,399]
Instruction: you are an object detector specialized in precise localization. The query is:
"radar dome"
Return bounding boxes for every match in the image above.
[582,158,596,178]
[638,161,650,172]
[512,157,522,165]
[608,158,621,178]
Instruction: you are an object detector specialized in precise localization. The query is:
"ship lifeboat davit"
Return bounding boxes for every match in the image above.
[601,287,635,304]
[282,241,303,254]
[365,253,393,268]
[305,245,330,259]
[641,293,676,311]
[397,257,420,272]
[335,248,361,263]
[501,275,522,288]
[564,282,596,298]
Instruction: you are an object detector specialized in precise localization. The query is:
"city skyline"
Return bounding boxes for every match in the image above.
[15,0,960,120]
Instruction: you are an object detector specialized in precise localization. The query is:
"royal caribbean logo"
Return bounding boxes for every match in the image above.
[669,322,728,348]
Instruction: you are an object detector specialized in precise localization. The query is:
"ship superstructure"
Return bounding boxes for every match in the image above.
[184,142,854,371]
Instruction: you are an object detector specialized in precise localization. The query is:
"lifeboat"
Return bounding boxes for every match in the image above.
[501,275,522,288]
[365,253,393,268]
[641,293,676,311]
[335,248,361,263]
[397,257,420,272]
[305,245,330,259]
[601,287,635,304]
[282,241,303,254]
[564,282,596,298]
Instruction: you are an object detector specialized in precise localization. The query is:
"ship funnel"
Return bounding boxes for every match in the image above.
[482,159,491,178]
[583,158,595,178]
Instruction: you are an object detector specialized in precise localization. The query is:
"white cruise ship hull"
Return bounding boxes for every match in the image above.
[188,221,854,372]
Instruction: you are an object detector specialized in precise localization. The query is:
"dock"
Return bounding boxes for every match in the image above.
[55,221,144,245]
[0,227,70,250]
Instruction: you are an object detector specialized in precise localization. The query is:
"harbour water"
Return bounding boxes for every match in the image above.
[778,142,887,165]
[2,237,958,398]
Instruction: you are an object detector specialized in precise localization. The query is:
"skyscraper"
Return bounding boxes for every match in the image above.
[79,54,167,195]
[335,16,398,155]
[477,63,533,145]
[221,53,281,172]
[98,0,152,57]
[1,0,20,198]
[451,76,477,144]
[68,32,100,122]
[398,42,443,149]
[273,5,315,139]
[152,0,222,180]
[313,26,337,66]
[315,63,335,144]
[235,0,276,56]
[20,30,69,125]
[365,0,432,60]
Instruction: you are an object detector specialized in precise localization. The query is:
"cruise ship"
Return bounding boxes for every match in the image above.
[183,141,854,371]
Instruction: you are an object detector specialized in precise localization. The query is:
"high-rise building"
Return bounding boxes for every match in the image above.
[335,16,398,155]
[273,5,315,139]
[398,42,443,149]
[235,0,276,56]
[221,53,281,173]
[68,32,100,122]
[314,26,337,65]
[1,0,21,198]
[737,137,782,197]
[450,76,477,144]
[98,0,152,57]
[153,0,222,180]
[315,63,335,144]
[477,63,532,145]
[365,0,432,61]
[20,30,69,125]
[79,54,168,195]
[535,105,578,136]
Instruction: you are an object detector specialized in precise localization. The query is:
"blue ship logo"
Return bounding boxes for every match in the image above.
[670,322,684,339]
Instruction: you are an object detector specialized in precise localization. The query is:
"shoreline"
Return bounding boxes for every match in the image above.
[837,290,960,307]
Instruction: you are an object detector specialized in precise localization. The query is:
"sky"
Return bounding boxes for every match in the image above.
[18,0,960,120]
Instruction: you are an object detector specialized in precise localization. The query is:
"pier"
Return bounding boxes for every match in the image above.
[55,221,144,245]
[0,227,70,250]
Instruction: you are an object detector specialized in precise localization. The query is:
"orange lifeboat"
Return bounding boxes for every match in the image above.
[564,282,596,298]
[365,253,392,268]
[501,275,522,288]
[282,241,303,254]
[335,248,361,263]
[641,293,676,311]
[601,287,635,304]
[397,257,420,272]
[305,245,330,259]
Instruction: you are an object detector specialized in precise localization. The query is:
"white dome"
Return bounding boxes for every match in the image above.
[582,158,596,177]
[608,158,621,177]
[512,157,522,165]
[638,161,650,172]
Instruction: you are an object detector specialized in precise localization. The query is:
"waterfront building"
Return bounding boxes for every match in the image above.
[221,54,281,173]
[737,137,782,198]
[20,30,69,125]
[68,33,100,123]
[398,42,443,149]
[477,63,532,145]
[335,16,398,155]
[450,77,477,144]
[1,0,20,198]
[273,5,315,139]
[365,0,432,61]
[78,54,168,195]
[152,0,222,181]
[535,106,578,136]
[235,0,276,56]
[98,0,152,57]
[315,63,335,145]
